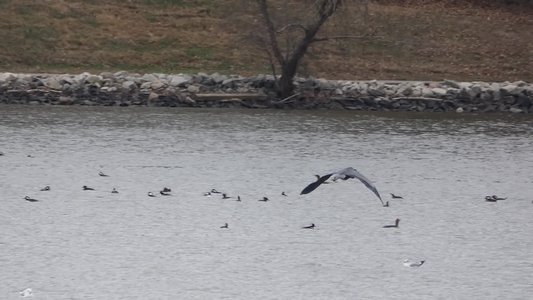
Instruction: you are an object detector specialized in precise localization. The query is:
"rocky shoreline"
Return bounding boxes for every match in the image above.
[1,72,531,113]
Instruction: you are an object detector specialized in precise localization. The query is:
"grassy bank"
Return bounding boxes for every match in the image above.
[0,0,531,81]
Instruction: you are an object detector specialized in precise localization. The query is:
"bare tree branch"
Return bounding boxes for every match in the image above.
[276,23,308,34]
[312,34,374,43]
[256,0,285,66]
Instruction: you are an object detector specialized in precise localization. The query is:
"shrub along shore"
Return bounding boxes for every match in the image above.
[0,72,531,113]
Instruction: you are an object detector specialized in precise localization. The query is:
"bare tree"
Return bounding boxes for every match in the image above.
[252,0,368,98]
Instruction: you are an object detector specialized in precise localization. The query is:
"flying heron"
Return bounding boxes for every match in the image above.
[300,167,384,206]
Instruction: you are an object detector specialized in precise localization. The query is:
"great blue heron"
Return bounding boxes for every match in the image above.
[300,167,384,206]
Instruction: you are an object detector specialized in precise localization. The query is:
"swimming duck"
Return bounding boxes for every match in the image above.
[24,196,39,202]
[210,189,221,194]
[160,190,171,196]
[281,191,287,196]
[383,201,390,207]
[383,218,400,228]
[98,171,109,177]
[403,259,425,267]
[83,185,94,191]
[40,185,50,191]
[258,197,269,202]
[148,192,156,197]
[111,188,118,194]
[236,196,241,202]
[220,223,229,229]
[485,196,497,202]
[162,187,171,193]
[222,193,231,199]
[302,223,315,229]
[390,193,403,199]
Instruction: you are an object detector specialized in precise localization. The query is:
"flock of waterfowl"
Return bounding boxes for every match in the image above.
[4,150,515,297]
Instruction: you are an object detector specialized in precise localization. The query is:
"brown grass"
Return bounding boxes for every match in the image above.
[0,0,531,81]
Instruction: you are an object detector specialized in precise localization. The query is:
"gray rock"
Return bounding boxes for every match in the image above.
[169,75,190,87]
[45,78,62,90]
[141,73,159,82]
[442,79,461,89]
[86,75,102,84]
[122,81,137,90]
[0,72,17,83]
[187,85,200,93]
[510,107,523,113]
[140,82,152,89]
[148,92,159,102]
[431,88,447,97]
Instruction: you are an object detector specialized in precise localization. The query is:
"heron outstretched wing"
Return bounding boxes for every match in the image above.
[342,167,383,205]
[300,173,333,195]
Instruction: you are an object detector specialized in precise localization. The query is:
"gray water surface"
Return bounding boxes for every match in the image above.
[1,106,532,299]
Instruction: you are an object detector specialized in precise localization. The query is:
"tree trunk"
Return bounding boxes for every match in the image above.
[256,0,344,98]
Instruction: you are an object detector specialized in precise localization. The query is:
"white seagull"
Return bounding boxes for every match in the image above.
[20,288,33,297]
[300,167,384,206]
[403,259,425,267]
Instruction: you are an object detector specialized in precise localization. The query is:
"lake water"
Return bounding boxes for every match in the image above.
[1,105,532,299]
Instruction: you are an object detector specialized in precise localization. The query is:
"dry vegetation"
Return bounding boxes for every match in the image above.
[0,0,531,81]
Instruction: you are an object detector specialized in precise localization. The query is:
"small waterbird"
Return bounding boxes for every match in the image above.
[302,223,315,229]
[390,193,403,199]
[220,223,229,229]
[83,185,94,191]
[403,259,425,267]
[383,218,400,228]
[24,196,39,202]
